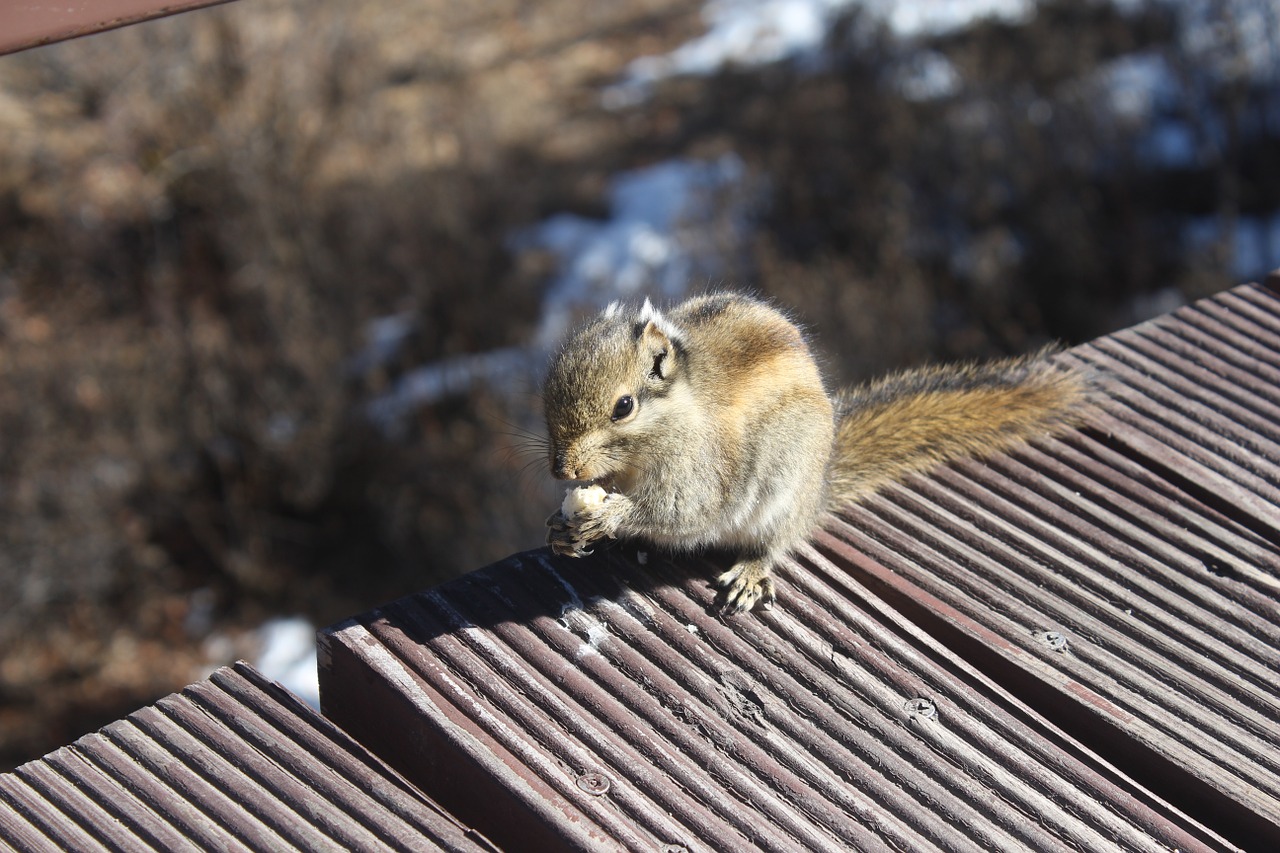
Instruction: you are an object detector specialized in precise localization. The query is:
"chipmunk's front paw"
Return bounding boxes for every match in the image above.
[546,487,623,557]
[546,510,592,557]
[717,561,776,614]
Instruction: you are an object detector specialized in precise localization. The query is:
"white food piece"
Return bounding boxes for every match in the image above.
[561,484,608,518]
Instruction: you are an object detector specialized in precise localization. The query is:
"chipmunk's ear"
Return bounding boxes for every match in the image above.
[637,300,678,382]
[638,297,667,329]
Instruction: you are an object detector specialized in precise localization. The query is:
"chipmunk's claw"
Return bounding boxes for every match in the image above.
[546,501,617,558]
[717,563,776,614]
[546,510,590,557]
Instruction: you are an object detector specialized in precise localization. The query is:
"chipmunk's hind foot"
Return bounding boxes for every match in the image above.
[717,559,776,614]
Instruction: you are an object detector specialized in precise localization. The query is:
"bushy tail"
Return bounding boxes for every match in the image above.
[826,349,1090,509]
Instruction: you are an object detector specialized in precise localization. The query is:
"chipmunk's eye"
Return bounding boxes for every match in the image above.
[611,395,634,421]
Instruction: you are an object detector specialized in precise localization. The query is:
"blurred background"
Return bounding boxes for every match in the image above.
[1,0,1277,769]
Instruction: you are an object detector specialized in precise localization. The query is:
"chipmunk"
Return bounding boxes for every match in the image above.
[543,293,1089,613]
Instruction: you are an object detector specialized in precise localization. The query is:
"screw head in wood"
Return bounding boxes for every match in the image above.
[576,770,611,795]
[1039,630,1069,652]
[904,697,938,721]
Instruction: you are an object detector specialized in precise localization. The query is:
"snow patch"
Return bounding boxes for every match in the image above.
[360,0,1280,430]
[1097,52,1182,121]
[364,154,753,431]
[892,50,961,101]
[347,312,416,376]
[1176,0,1280,84]
[365,347,527,431]
[605,0,833,107]
[253,616,320,709]
[514,153,752,349]
[606,0,1033,105]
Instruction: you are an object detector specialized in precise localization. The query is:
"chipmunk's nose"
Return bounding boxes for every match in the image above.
[551,450,575,480]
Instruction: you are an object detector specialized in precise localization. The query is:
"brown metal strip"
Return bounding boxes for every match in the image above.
[0,0,232,56]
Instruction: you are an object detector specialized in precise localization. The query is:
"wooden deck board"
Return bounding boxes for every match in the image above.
[0,663,494,852]
[4,281,1278,850]
[824,280,1280,849]
[315,281,1277,852]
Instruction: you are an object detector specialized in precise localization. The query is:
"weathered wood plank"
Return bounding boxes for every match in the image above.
[0,664,493,852]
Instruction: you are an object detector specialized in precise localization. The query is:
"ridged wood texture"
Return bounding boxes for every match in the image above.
[320,548,1242,851]
[826,279,1280,849]
[319,281,1280,852]
[12,282,1270,851]
[317,280,1280,850]
[0,663,494,852]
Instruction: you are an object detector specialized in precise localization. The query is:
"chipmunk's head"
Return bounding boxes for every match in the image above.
[543,298,683,488]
